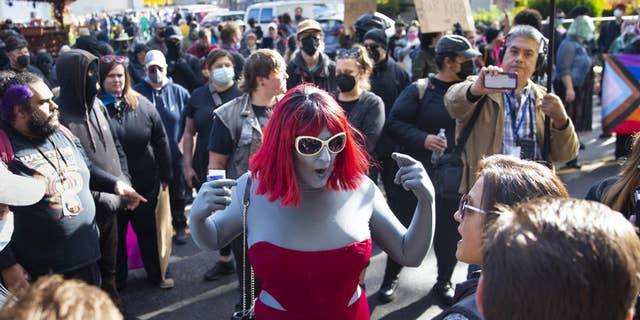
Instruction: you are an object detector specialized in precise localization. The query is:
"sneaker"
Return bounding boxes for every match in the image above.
[376,278,399,303]
[431,281,455,307]
[173,229,188,245]
[158,278,175,289]
[203,260,235,281]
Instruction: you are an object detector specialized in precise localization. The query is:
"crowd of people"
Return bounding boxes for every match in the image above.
[0,3,638,320]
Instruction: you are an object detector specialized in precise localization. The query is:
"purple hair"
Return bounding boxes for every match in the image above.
[1,84,32,122]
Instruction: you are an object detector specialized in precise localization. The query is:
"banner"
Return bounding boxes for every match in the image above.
[414,0,474,33]
[344,0,377,33]
[601,54,640,134]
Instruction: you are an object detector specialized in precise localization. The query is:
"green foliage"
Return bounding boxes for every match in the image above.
[473,6,506,26]
[377,0,400,18]
[525,0,604,18]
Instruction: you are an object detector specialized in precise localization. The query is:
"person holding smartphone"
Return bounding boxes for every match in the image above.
[444,24,580,197]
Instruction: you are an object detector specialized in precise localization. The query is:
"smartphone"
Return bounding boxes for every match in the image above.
[484,72,517,90]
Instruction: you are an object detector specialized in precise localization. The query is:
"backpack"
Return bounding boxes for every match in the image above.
[0,125,75,166]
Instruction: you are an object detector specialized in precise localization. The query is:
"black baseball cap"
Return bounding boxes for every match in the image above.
[435,35,481,58]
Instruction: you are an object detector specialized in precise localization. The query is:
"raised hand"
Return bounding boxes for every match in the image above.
[392,152,435,202]
[190,179,238,221]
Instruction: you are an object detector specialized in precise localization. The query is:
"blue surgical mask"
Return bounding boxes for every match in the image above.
[212,67,235,85]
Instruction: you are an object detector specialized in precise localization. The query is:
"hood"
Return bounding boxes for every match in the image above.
[74,35,102,57]
[56,49,98,115]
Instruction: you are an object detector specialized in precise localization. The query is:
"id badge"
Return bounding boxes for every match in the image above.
[61,190,82,217]
[518,139,535,160]
[507,145,521,159]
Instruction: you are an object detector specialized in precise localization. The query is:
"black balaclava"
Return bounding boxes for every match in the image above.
[166,38,181,60]
[85,61,99,105]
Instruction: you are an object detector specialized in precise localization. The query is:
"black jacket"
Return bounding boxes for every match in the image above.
[388,76,458,168]
[103,93,173,199]
[55,49,130,213]
[167,52,204,93]
[369,58,410,157]
[286,52,336,92]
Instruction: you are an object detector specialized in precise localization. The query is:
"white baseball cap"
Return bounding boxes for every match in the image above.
[0,161,46,206]
[144,50,167,68]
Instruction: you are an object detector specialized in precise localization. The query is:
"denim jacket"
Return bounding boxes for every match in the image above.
[555,36,592,87]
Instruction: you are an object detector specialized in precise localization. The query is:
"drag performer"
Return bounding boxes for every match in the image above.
[190,84,435,320]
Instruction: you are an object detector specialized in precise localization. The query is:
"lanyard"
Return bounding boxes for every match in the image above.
[504,92,532,143]
[31,137,68,183]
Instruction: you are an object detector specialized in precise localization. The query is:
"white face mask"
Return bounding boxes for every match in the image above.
[212,67,235,86]
[148,69,165,84]
[614,9,624,18]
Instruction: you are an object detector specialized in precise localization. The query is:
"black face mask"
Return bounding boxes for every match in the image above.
[366,47,380,64]
[336,73,356,92]
[85,63,99,101]
[16,55,30,69]
[295,14,302,20]
[300,36,320,56]
[456,60,475,80]
[166,39,181,60]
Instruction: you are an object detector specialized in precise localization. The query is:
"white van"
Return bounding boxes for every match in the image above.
[245,0,343,33]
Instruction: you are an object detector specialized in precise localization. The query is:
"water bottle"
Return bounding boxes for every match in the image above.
[430,128,446,165]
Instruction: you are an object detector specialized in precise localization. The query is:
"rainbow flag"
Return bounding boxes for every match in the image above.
[602,54,640,134]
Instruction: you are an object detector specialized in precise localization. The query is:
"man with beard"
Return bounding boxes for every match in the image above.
[0,72,144,296]
[1,36,46,85]
[286,19,336,92]
[55,49,143,305]
[163,25,204,92]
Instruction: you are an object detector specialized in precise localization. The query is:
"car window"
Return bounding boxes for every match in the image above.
[260,8,273,23]
[248,9,259,22]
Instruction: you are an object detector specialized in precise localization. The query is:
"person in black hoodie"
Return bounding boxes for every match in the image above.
[0,71,144,296]
[163,25,204,93]
[54,49,141,306]
[98,57,175,290]
[286,19,336,92]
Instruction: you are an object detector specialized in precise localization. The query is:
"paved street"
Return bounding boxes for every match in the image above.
[122,105,621,320]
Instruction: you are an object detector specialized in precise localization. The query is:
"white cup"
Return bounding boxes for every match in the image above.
[207,169,226,182]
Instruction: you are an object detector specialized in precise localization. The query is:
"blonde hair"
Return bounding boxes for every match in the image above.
[0,275,123,320]
[602,133,640,212]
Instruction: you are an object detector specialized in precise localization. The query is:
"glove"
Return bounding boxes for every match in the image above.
[392,152,435,202]
[190,179,237,222]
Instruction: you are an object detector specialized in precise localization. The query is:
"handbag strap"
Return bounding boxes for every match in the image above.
[241,175,255,314]
[452,95,488,155]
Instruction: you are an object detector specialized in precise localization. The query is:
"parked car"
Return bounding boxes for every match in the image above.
[245,0,342,32]
[201,11,246,27]
[317,16,343,59]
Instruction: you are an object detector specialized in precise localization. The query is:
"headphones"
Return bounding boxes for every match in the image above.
[498,26,549,75]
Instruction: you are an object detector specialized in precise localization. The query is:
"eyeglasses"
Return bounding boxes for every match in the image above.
[458,193,486,219]
[295,132,347,156]
[336,48,361,59]
[99,55,129,66]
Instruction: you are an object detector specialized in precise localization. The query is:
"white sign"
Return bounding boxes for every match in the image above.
[414,0,474,33]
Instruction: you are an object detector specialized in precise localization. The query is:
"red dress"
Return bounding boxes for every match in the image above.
[248,239,372,320]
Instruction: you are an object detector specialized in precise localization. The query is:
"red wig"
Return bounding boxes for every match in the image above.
[250,84,370,207]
